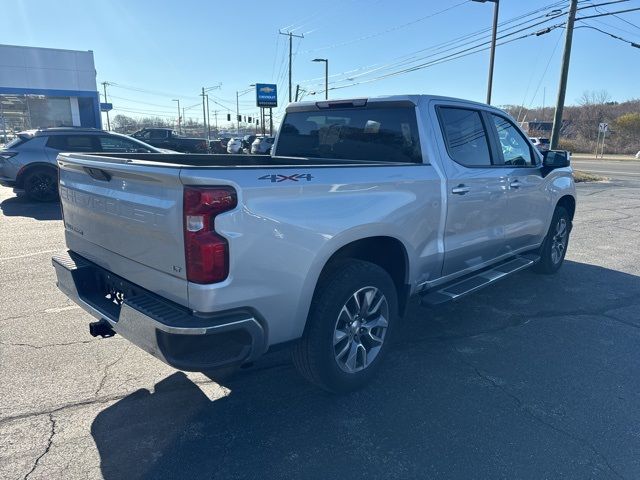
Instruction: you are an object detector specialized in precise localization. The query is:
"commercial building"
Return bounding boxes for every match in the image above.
[0,44,101,140]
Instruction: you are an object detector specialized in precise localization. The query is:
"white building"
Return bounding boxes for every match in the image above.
[0,44,101,136]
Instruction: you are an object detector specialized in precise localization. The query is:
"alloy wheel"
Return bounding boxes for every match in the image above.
[333,286,389,373]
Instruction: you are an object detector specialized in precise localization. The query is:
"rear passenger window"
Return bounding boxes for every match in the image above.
[277,106,422,163]
[438,107,492,167]
[46,135,96,152]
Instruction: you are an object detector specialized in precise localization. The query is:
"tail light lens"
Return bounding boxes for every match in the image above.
[183,186,237,284]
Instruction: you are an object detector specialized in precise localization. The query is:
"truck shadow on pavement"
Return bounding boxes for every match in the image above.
[0,196,62,220]
[90,260,640,480]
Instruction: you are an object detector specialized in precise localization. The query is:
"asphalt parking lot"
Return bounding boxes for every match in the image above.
[1,170,639,479]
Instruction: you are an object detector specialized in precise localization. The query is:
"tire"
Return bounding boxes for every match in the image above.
[23,167,59,202]
[533,206,571,274]
[292,260,398,393]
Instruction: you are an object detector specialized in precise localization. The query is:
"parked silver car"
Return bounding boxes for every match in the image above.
[529,137,550,152]
[0,128,161,201]
[251,136,275,154]
[226,137,244,154]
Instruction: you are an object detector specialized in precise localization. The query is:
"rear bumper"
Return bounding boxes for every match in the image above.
[52,251,266,371]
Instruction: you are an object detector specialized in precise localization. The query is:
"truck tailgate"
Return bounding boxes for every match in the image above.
[57,153,188,301]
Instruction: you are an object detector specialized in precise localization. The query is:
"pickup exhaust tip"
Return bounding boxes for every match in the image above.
[89,320,116,338]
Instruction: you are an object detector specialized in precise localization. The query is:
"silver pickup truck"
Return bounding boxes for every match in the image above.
[53,95,576,392]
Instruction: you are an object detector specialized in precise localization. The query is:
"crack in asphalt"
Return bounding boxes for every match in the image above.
[94,347,130,397]
[457,356,625,480]
[23,413,56,480]
[0,340,97,350]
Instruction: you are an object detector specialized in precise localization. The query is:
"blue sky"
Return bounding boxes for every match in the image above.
[6,0,640,128]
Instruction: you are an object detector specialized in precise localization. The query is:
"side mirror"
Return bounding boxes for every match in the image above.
[543,150,570,168]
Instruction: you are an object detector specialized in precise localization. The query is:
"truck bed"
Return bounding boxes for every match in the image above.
[72,153,410,168]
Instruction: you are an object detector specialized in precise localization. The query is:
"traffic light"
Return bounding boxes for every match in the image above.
[237,115,241,122]
[248,117,252,123]
[227,114,231,121]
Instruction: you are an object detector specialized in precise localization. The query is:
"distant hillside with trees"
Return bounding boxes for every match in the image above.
[503,90,639,154]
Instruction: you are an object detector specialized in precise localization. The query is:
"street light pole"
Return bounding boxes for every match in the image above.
[201,84,222,140]
[172,99,181,134]
[236,90,240,136]
[101,81,111,130]
[312,58,329,100]
[472,0,499,104]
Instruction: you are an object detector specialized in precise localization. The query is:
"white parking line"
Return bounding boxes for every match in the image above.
[0,249,61,261]
[579,170,640,177]
[44,305,81,313]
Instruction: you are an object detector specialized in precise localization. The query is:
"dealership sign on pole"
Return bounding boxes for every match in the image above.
[100,102,113,112]
[256,84,277,108]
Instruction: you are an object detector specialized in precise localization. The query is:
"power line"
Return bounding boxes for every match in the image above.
[325,22,567,93]
[298,0,628,91]
[300,0,471,54]
[106,82,199,100]
[297,1,570,89]
[108,95,178,111]
[323,17,568,92]
[576,6,640,20]
[301,0,631,94]
[576,22,640,46]
[527,29,566,108]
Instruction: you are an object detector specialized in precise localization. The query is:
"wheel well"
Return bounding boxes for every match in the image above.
[16,163,58,189]
[318,236,411,316]
[557,195,576,220]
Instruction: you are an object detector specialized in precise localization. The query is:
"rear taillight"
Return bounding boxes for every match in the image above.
[183,186,237,284]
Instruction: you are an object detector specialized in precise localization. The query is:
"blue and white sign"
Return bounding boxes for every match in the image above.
[100,102,113,112]
[256,84,277,108]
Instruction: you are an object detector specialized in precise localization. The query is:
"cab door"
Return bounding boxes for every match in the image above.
[435,105,509,277]
[488,113,550,253]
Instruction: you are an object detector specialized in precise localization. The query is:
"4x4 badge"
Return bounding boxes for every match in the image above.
[259,173,314,183]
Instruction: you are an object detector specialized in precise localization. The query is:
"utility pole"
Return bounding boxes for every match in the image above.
[201,87,207,139]
[471,1,499,104]
[550,0,578,150]
[101,81,110,130]
[295,84,300,102]
[172,99,181,134]
[205,94,211,140]
[487,0,499,105]
[279,30,304,103]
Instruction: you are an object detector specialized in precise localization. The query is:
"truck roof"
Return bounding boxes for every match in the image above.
[286,94,500,112]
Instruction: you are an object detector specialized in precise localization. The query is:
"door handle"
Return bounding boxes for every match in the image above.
[451,184,470,195]
[509,180,522,189]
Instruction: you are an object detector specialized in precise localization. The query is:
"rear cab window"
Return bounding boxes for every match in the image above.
[277,102,422,163]
[437,106,493,167]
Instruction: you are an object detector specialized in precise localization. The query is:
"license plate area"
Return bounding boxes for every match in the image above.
[81,267,142,322]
